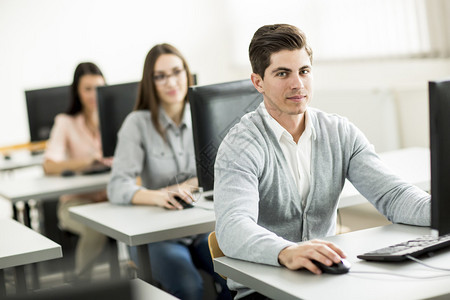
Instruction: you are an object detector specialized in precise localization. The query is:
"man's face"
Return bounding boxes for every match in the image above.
[252,48,313,119]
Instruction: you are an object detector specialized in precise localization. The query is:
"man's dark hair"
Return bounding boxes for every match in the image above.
[249,24,313,78]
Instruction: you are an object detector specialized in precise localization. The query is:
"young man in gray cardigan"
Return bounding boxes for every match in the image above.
[214,24,430,299]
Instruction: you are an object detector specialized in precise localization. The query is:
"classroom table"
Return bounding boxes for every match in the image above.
[68,193,215,284]
[0,172,110,228]
[0,173,110,204]
[214,224,450,300]
[0,147,427,208]
[0,218,62,295]
[0,173,111,287]
[0,154,44,173]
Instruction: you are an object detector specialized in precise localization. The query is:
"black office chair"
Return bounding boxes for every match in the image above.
[188,79,263,194]
[97,82,139,158]
[25,86,71,144]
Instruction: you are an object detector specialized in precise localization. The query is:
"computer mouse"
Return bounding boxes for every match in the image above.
[312,258,351,274]
[204,195,214,201]
[174,196,194,209]
[61,169,76,177]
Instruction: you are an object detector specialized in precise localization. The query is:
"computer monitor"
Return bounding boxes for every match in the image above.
[97,82,139,157]
[189,79,263,193]
[25,85,71,142]
[429,79,450,236]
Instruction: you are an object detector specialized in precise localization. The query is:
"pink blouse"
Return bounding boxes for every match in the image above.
[45,113,103,162]
[45,113,106,202]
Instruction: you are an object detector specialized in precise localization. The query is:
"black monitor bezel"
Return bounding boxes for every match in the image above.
[429,79,450,236]
[189,79,263,192]
[25,85,71,142]
[97,82,139,157]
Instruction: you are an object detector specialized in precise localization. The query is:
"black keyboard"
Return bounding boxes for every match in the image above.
[81,164,111,175]
[357,233,450,261]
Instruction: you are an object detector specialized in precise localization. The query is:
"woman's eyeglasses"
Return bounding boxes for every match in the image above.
[153,69,186,86]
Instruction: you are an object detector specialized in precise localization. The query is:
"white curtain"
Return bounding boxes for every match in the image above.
[304,0,431,60]
[229,0,450,63]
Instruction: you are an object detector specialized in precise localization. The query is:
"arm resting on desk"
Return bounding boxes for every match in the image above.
[42,158,95,175]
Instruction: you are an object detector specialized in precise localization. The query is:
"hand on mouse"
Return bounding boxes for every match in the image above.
[95,157,114,167]
[142,189,194,210]
[165,190,195,210]
[278,239,347,275]
[165,180,198,204]
[131,189,181,209]
[131,188,194,209]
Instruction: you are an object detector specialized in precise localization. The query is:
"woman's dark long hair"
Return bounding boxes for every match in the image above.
[67,62,104,115]
[135,43,193,138]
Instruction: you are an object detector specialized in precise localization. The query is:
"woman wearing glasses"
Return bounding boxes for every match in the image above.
[108,44,230,300]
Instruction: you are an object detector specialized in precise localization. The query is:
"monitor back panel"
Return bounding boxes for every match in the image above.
[429,79,450,236]
[25,86,71,142]
[97,82,139,157]
[189,79,263,192]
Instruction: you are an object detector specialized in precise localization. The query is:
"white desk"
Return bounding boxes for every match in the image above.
[0,147,427,207]
[0,218,62,295]
[0,173,110,203]
[0,172,110,230]
[214,224,450,300]
[0,153,44,173]
[0,173,111,286]
[69,196,215,284]
[339,147,430,208]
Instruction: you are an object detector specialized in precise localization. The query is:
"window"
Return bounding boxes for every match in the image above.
[303,0,431,60]
[229,0,450,64]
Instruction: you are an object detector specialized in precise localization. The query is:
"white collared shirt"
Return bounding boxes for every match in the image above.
[262,103,314,207]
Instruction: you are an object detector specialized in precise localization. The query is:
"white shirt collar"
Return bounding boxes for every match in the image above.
[261,102,315,143]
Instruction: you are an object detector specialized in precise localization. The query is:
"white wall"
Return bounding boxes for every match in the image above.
[0,0,239,147]
[1,0,450,152]
[312,58,450,151]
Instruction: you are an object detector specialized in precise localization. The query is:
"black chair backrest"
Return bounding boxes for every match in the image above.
[189,79,263,192]
[97,82,139,157]
[25,86,71,142]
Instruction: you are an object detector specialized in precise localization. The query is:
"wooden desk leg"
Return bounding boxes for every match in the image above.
[136,244,154,285]
[108,238,121,279]
[0,269,6,296]
[14,266,27,294]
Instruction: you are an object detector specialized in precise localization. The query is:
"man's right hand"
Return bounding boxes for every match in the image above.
[278,239,346,274]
